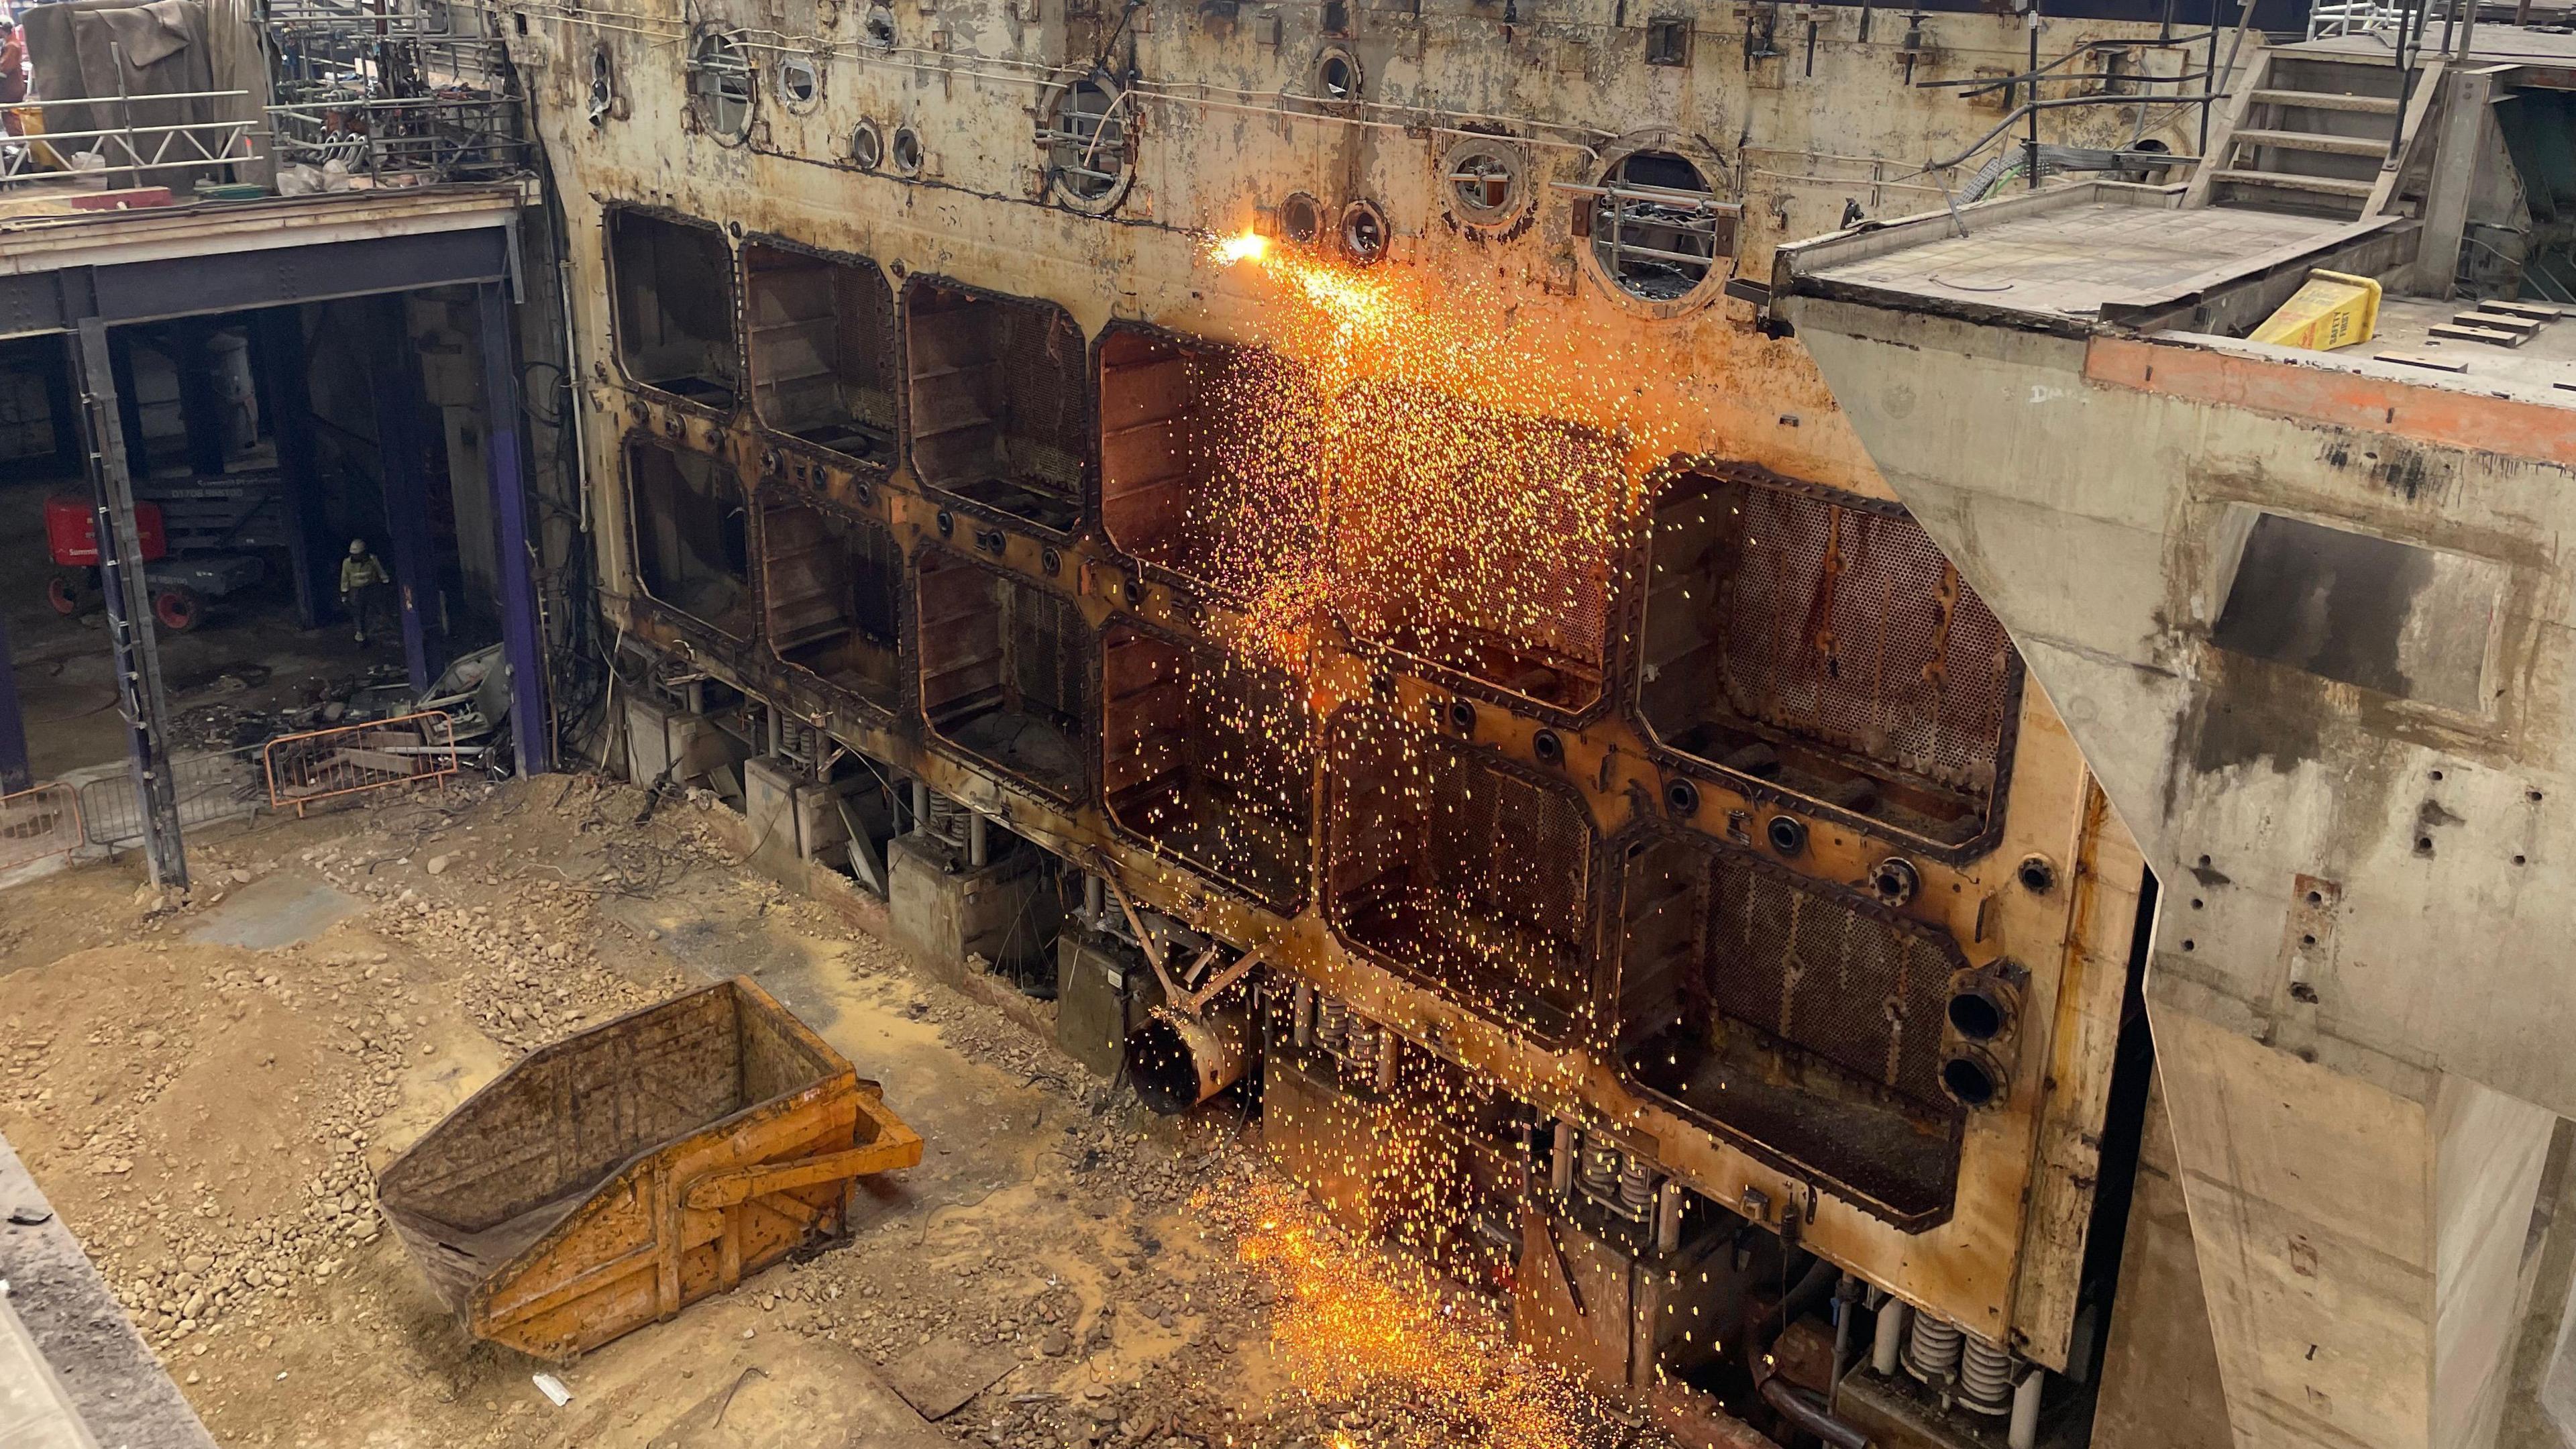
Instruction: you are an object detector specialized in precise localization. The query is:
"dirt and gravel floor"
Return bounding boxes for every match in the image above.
[0,774,1655,1449]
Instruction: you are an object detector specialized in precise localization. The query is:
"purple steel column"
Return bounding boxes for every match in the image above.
[476,281,552,777]
[368,294,437,694]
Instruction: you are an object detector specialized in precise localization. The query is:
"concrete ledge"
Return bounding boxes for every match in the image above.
[0,1132,217,1449]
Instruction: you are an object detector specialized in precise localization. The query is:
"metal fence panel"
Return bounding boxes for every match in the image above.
[264,711,460,814]
[79,752,265,847]
[0,784,83,873]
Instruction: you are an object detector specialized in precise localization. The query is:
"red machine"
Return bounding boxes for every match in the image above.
[42,494,208,631]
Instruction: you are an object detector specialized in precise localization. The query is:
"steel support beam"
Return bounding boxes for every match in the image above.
[251,307,332,629]
[476,281,551,776]
[2412,68,2496,296]
[105,329,151,484]
[70,319,186,888]
[0,602,29,794]
[368,295,438,694]
[171,319,229,478]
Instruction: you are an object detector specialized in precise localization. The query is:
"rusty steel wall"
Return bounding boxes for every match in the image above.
[486,0,2174,1367]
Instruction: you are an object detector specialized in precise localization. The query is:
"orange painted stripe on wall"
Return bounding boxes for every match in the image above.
[2084,335,2576,470]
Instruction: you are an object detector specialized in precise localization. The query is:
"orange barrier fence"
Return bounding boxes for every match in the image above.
[0,783,83,874]
[263,711,460,815]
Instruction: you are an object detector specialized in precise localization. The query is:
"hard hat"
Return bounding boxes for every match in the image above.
[348,539,367,556]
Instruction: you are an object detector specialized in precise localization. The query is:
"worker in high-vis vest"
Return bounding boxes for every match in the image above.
[340,539,391,645]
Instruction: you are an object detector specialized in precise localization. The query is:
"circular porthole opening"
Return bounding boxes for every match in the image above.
[1446,699,1476,734]
[1279,192,1324,246]
[891,125,924,176]
[1765,813,1807,856]
[1591,148,1731,302]
[1532,729,1564,766]
[1871,857,1920,907]
[776,54,821,111]
[1444,140,1525,226]
[1044,75,1132,210]
[1941,1052,2004,1110]
[1314,46,1361,102]
[851,119,884,170]
[1937,1046,1998,1103]
[586,45,616,126]
[2017,853,2058,894]
[1341,198,1387,264]
[1947,989,2008,1042]
[862,3,898,47]
[686,28,755,143]
[1664,777,1700,818]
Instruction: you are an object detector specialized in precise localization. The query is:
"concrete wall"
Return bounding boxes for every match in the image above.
[1779,294,2576,1449]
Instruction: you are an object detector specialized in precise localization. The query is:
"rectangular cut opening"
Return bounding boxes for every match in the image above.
[1101,623,1314,910]
[1323,710,1595,1042]
[609,210,739,409]
[1615,831,1963,1221]
[760,496,902,710]
[2211,509,2500,714]
[628,439,753,641]
[916,549,1089,798]
[1642,469,2016,845]
[903,283,1088,534]
[1095,325,1322,600]
[745,241,898,464]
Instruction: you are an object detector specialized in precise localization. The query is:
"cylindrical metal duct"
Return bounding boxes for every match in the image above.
[1373,1026,1398,1093]
[1125,1004,1250,1114]
[1085,873,1106,930]
[1904,1311,1964,1386]
[1959,1337,2015,1416]
[1291,981,1313,1048]
[1872,1299,1911,1377]
[1550,1122,1577,1194]
[1654,1181,1684,1256]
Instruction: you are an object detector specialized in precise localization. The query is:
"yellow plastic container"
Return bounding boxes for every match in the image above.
[2251,269,2383,352]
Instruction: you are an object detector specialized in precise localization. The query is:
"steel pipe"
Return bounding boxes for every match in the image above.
[2009,1368,2045,1449]
[1872,1299,1910,1376]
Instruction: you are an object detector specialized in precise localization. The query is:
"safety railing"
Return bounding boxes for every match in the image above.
[79,750,264,847]
[2308,0,2408,38]
[0,93,260,185]
[0,783,83,874]
[263,710,460,814]
[266,93,531,182]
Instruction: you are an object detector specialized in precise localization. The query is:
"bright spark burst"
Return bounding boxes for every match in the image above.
[1212,229,1273,266]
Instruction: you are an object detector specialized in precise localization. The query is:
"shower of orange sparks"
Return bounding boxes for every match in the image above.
[1201,1171,1609,1449]
[1185,235,1654,686]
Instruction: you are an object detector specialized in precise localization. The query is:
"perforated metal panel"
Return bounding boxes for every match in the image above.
[1697,847,1960,1110]
[1711,481,2013,794]
[1323,710,1596,1036]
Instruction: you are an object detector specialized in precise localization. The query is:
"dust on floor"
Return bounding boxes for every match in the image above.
[0,775,1662,1449]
